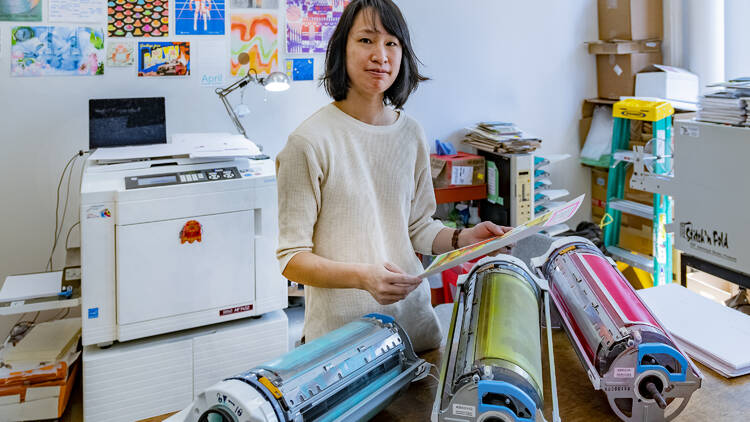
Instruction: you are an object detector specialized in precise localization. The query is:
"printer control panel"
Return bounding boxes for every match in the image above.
[124,167,239,190]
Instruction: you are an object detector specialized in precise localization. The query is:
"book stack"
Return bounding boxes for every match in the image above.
[462,121,542,153]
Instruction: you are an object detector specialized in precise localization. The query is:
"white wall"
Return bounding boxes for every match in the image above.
[724,0,750,81]
[0,0,597,285]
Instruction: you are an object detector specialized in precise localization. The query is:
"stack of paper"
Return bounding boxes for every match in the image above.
[0,272,62,303]
[0,318,81,420]
[638,284,750,378]
[462,121,542,153]
[696,91,747,125]
[4,318,81,365]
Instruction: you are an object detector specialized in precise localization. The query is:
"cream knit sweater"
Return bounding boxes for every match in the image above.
[276,103,445,352]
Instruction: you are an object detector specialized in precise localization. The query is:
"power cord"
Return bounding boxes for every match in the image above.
[46,150,89,271]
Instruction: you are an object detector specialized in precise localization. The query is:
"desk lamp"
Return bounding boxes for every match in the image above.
[215,66,290,157]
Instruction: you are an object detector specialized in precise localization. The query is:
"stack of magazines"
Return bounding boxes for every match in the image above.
[462,122,542,153]
[696,91,747,125]
[698,78,750,126]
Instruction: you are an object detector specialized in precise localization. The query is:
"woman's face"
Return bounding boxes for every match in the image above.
[345,9,402,99]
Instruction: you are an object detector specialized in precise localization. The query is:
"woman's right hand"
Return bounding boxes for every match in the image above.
[361,262,423,305]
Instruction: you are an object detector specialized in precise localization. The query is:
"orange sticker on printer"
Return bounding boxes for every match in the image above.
[180,220,203,244]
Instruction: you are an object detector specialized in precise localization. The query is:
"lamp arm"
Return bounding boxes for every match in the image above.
[216,89,247,138]
[214,70,261,139]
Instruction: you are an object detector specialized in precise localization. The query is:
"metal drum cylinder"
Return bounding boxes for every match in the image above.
[435,256,544,422]
[537,237,701,422]
[475,271,543,402]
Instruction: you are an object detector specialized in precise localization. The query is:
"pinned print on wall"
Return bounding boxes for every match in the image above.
[175,0,226,36]
[108,0,169,37]
[107,41,134,66]
[49,0,106,23]
[285,58,313,81]
[11,26,104,77]
[230,12,278,77]
[0,0,42,21]
[138,41,190,76]
[286,0,348,54]
[230,0,278,8]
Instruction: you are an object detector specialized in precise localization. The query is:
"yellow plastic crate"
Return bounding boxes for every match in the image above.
[612,99,674,122]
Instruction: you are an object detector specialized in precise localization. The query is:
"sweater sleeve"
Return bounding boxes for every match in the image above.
[275,134,325,273]
[408,136,446,256]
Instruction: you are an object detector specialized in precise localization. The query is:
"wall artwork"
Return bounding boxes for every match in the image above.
[108,0,169,37]
[285,57,312,81]
[230,12,278,76]
[49,0,106,23]
[230,0,278,8]
[138,41,190,76]
[285,0,348,54]
[0,0,42,21]
[11,26,104,77]
[106,41,134,66]
[175,0,226,35]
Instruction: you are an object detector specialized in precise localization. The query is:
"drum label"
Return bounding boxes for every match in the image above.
[453,403,475,417]
[614,367,635,378]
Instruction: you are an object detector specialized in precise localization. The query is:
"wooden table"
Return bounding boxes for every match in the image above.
[73,330,749,422]
[372,330,750,422]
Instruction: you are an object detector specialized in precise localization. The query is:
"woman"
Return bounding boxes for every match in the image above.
[276,0,508,352]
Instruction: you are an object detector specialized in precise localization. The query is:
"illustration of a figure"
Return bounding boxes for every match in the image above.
[190,0,211,31]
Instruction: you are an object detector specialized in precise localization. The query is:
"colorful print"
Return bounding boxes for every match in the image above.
[230,0,278,7]
[285,57,313,81]
[108,0,169,37]
[11,26,104,77]
[230,12,278,76]
[175,0,225,35]
[106,41,134,66]
[285,0,348,54]
[138,41,190,76]
[0,0,42,21]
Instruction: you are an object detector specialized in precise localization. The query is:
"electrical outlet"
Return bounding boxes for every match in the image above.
[65,266,81,281]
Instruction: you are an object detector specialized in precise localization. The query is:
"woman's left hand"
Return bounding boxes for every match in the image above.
[460,221,513,254]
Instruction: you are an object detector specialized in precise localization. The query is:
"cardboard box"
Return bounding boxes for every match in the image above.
[686,270,741,304]
[590,167,652,231]
[635,64,699,107]
[580,98,616,148]
[618,224,652,256]
[598,0,663,41]
[596,52,662,99]
[587,39,661,55]
[430,152,485,188]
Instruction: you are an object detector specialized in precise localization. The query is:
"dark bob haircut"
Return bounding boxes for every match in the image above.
[320,0,428,109]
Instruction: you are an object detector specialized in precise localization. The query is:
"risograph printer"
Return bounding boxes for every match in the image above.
[80,133,287,347]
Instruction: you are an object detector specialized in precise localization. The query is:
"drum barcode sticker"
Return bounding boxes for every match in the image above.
[614,367,635,378]
[453,403,475,417]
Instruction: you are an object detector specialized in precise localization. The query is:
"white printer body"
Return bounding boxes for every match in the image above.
[80,153,286,346]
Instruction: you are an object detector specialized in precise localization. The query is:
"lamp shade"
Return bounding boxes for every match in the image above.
[263,72,290,92]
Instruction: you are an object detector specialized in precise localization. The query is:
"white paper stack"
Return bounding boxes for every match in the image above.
[4,318,81,365]
[638,283,750,378]
[696,91,746,125]
[0,272,62,303]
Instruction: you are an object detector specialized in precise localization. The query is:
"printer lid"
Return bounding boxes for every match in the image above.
[89,133,261,165]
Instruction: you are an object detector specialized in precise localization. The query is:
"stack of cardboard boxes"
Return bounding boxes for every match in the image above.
[590,0,663,100]
[581,0,664,256]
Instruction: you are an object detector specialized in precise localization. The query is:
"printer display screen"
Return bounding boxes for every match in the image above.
[138,175,176,186]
